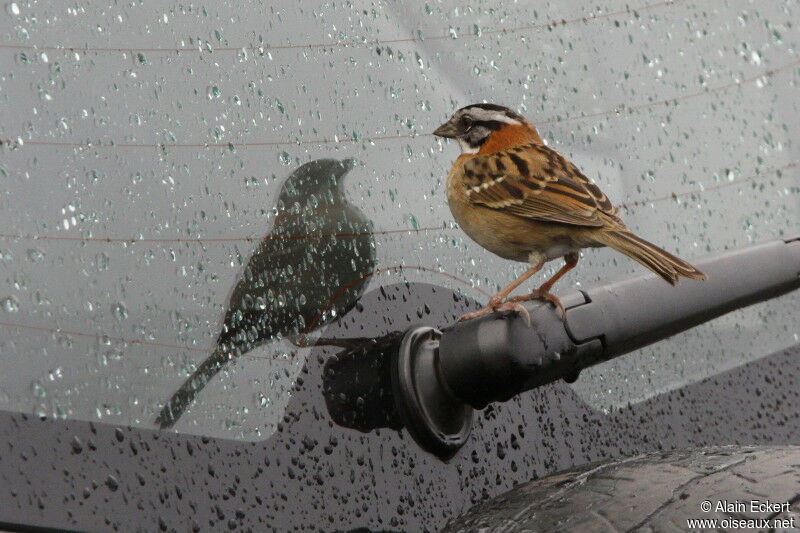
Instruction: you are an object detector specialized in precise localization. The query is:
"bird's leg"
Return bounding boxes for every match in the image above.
[457,258,546,323]
[507,252,579,319]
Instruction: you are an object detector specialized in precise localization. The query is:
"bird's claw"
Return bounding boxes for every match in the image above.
[495,301,531,326]
[456,306,494,323]
[508,290,566,320]
[457,300,531,326]
[457,289,566,325]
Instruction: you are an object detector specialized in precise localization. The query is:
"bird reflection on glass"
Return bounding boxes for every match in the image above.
[156,159,376,429]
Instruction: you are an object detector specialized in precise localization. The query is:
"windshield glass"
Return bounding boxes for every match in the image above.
[1,0,797,441]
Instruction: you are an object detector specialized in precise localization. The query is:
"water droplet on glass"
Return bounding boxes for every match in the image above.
[1,296,19,313]
[105,475,119,491]
[258,393,269,408]
[96,252,110,271]
[31,380,46,398]
[27,249,44,262]
[111,303,128,321]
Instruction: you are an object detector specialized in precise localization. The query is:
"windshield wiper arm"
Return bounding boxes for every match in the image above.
[393,236,800,458]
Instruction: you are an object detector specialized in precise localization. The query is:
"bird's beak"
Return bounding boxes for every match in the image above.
[433,121,458,139]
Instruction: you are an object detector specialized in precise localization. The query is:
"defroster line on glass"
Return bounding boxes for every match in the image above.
[0,161,794,244]
[0,0,685,54]
[2,58,796,150]
[0,264,489,360]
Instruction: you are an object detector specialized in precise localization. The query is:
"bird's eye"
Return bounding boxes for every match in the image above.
[461,117,474,131]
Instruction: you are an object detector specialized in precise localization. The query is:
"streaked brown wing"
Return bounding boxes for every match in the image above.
[462,144,621,227]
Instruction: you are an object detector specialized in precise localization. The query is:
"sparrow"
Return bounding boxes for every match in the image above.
[433,103,706,323]
[156,158,376,428]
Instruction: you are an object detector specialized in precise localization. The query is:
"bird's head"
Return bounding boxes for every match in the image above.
[433,103,541,154]
[281,158,355,199]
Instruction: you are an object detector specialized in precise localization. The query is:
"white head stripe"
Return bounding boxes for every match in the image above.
[462,107,522,125]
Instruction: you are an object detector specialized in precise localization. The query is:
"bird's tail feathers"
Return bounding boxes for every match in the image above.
[155,346,234,429]
[597,230,706,285]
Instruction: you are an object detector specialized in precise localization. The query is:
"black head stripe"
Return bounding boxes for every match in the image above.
[465,123,500,148]
[483,120,505,130]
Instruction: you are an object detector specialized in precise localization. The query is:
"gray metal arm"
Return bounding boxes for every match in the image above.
[570,236,800,356]
[394,237,800,458]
